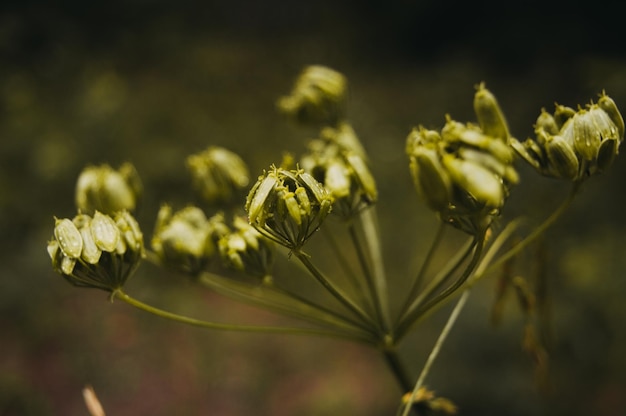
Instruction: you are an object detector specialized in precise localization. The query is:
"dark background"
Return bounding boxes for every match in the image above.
[2,1,626,415]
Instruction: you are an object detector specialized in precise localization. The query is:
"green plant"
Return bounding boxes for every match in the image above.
[46,65,624,415]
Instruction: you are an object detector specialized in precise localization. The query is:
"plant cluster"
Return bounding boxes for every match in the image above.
[47,65,624,414]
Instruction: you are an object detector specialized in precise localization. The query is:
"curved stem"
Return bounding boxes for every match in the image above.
[395,236,484,341]
[113,289,375,344]
[294,251,378,332]
[395,223,446,327]
[469,181,581,286]
[394,237,477,339]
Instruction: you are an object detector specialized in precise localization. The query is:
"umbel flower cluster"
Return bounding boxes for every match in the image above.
[406,84,519,234]
[46,65,623,414]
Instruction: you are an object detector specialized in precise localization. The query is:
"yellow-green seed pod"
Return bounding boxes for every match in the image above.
[544,134,580,180]
[61,256,77,275]
[410,147,452,212]
[79,222,102,264]
[345,153,378,203]
[115,211,144,254]
[282,191,302,225]
[534,109,559,135]
[54,218,83,258]
[443,155,503,208]
[325,161,351,198]
[91,211,120,252]
[473,83,510,141]
[294,187,311,216]
[598,93,624,139]
[298,171,331,205]
[554,104,576,129]
[247,174,278,224]
[572,111,603,161]
[596,137,619,172]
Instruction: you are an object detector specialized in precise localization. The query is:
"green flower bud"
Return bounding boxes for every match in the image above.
[75,163,142,215]
[54,218,83,259]
[218,216,274,278]
[442,154,504,208]
[48,211,144,292]
[514,92,623,181]
[245,167,333,250]
[473,82,510,141]
[534,109,559,135]
[277,65,347,126]
[554,104,576,129]
[598,92,625,139]
[151,205,225,275]
[543,133,579,180]
[409,146,452,212]
[186,146,250,206]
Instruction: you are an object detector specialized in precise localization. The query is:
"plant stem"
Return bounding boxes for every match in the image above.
[382,347,413,393]
[359,207,392,332]
[113,289,374,344]
[400,289,470,416]
[348,221,384,331]
[294,251,377,331]
[395,223,446,328]
[468,181,581,287]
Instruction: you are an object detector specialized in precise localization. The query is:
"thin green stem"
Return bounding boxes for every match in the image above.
[321,226,374,315]
[400,289,471,416]
[348,222,384,331]
[359,207,392,332]
[394,237,477,338]
[382,347,413,393]
[294,250,378,331]
[468,181,581,287]
[197,271,376,336]
[113,289,374,344]
[395,236,484,341]
[395,222,446,328]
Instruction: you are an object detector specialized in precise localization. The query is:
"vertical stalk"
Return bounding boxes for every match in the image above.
[358,207,392,332]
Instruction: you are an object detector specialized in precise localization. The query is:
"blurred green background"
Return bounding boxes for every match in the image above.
[2,0,626,415]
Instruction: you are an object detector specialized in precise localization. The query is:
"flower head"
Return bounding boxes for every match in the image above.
[406,86,518,234]
[218,216,275,278]
[151,205,229,275]
[511,92,623,181]
[75,163,142,215]
[186,146,250,206]
[245,166,333,250]
[47,211,144,292]
[277,65,347,127]
[299,124,377,219]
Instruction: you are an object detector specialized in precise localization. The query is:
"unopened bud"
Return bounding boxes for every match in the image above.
[245,167,333,250]
[186,146,250,206]
[75,163,141,215]
[473,82,510,141]
[277,65,347,126]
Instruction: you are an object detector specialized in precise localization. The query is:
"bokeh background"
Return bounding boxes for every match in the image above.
[2,0,626,415]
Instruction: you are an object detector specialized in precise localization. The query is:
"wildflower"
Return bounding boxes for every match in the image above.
[300,126,377,218]
[218,215,275,278]
[406,86,518,235]
[47,211,144,292]
[511,92,624,181]
[75,163,142,215]
[186,146,250,206]
[246,166,333,251]
[151,205,229,275]
[277,65,347,126]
